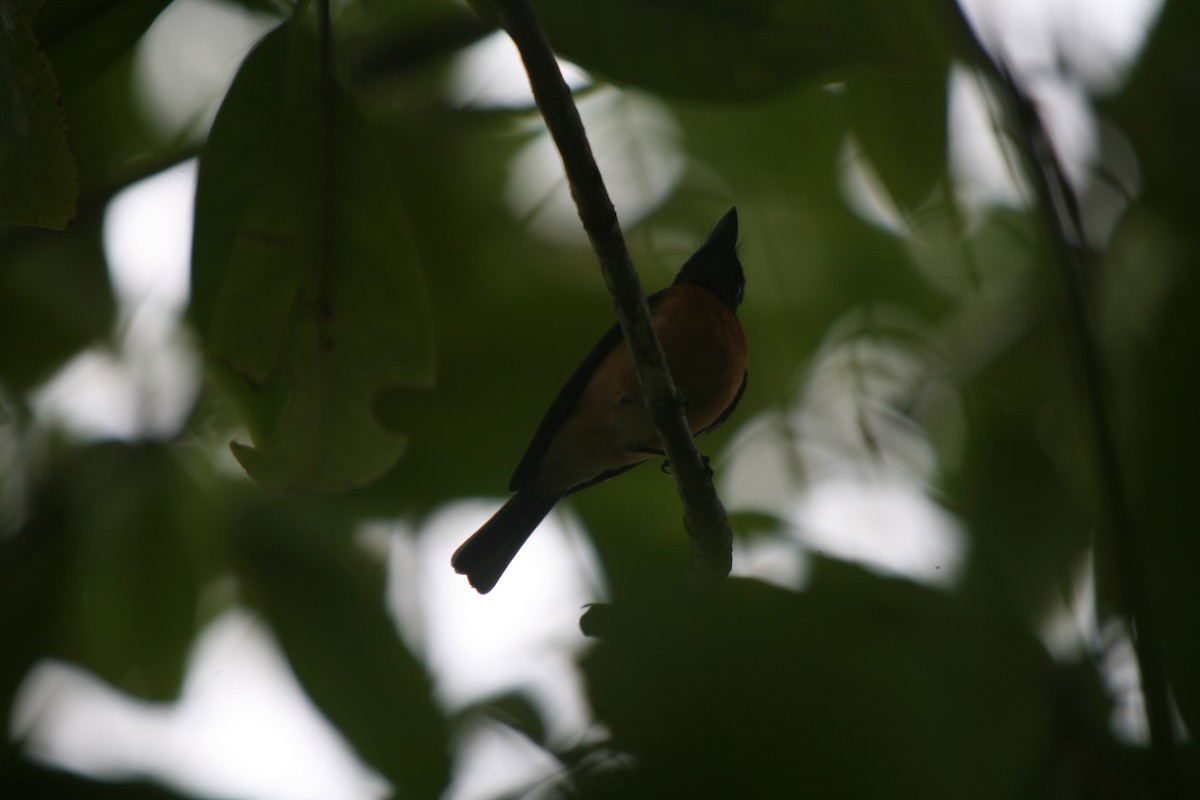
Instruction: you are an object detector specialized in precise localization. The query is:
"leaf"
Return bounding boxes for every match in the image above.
[234,499,452,799]
[846,0,951,214]
[1137,269,1200,741]
[581,571,1055,798]
[5,443,205,702]
[0,3,77,229]
[0,208,115,391]
[33,0,174,88]
[474,0,894,101]
[192,21,434,492]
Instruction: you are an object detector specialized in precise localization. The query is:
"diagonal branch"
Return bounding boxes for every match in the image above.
[489,0,732,585]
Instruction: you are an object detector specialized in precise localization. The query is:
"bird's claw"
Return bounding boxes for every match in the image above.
[660,454,712,480]
[675,389,690,417]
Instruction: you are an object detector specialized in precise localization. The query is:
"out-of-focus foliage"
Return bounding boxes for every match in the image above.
[580,569,1055,798]
[1105,0,1200,754]
[192,20,434,491]
[233,498,451,795]
[471,0,896,100]
[1,0,1198,798]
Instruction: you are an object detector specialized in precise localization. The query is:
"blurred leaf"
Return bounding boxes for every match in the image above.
[234,498,451,799]
[0,208,115,391]
[192,21,434,492]
[847,61,949,214]
[846,0,951,214]
[474,690,548,747]
[472,0,894,101]
[940,287,1095,624]
[1106,0,1200,744]
[581,570,1054,799]
[1132,233,1200,740]
[33,0,173,89]
[6,443,206,701]
[0,501,60,726]
[0,3,77,229]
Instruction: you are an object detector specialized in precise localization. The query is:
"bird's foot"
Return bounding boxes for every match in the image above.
[660,454,712,479]
[674,389,690,417]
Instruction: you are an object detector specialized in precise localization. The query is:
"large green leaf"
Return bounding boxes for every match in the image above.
[473,0,893,101]
[234,499,451,799]
[0,3,77,229]
[192,21,434,492]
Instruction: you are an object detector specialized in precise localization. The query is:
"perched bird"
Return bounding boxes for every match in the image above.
[452,208,748,593]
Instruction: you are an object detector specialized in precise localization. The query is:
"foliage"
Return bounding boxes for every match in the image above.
[1,0,1198,798]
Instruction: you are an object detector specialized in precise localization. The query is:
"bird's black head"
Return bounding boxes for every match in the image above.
[672,207,744,313]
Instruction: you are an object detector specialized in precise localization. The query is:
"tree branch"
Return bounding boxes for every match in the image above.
[1008,77,1177,792]
[947,7,1178,795]
[488,0,732,585]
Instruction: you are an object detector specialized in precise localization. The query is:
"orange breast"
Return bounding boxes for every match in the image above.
[654,284,747,434]
[536,285,746,491]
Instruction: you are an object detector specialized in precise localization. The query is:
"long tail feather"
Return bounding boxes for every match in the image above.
[451,488,562,593]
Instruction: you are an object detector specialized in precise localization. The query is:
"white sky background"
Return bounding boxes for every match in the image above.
[10,0,1166,798]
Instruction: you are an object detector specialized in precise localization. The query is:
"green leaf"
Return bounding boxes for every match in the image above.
[0,3,77,229]
[847,62,949,215]
[234,499,451,799]
[11,443,205,701]
[846,1,951,214]
[0,208,115,391]
[33,0,174,88]
[192,21,434,492]
[476,0,893,101]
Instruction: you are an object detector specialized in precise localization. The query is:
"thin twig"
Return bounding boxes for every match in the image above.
[488,0,732,584]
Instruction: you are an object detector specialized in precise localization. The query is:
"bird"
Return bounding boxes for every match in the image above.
[452,207,748,593]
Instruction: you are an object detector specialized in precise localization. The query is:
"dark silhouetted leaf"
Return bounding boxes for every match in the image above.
[581,570,1054,798]
[192,21,434,492]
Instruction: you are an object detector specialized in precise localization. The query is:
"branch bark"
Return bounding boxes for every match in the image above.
[489,0,732,585]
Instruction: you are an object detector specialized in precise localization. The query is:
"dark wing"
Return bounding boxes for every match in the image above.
[508,288,673,492]
[698,370,747,435]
